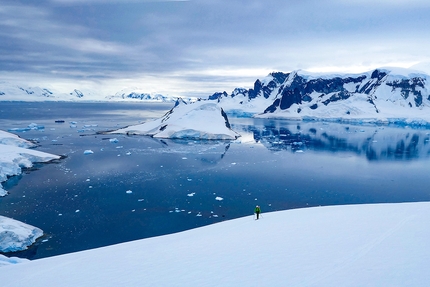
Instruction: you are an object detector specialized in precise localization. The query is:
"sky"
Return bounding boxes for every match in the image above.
[1,0,430,97]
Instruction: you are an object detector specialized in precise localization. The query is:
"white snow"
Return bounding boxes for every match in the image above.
[1,202,429,286]
[0,216,43,253]
[109,100,240,140]
[0,255,29,267]
[0,130,61,196]
[0,81,198,102]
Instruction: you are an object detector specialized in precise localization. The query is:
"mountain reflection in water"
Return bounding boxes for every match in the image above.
[234,120,430,161]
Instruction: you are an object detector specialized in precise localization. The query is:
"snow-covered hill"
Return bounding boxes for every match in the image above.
[1,202,430,286]
[109,100,240,140]
[210,68,430,125]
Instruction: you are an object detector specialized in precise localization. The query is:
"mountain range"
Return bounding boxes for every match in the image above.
[2,68,430,124]
[209,68,430,125]
[0,83,196,103]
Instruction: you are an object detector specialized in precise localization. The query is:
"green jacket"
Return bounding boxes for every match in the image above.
[254,206,261,213]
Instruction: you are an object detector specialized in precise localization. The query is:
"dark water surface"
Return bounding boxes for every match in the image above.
[1,101,430,259]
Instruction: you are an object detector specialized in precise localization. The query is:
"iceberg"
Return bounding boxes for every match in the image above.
[0,216,43,252]
[109,100,240,140]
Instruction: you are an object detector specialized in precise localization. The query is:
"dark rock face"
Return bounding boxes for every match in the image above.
[386,77,425,107]
[209,91,228,101]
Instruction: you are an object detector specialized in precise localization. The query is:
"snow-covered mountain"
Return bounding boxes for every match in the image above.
[106,87,197,103]
[209,68,430,125]
[0,82,195,103]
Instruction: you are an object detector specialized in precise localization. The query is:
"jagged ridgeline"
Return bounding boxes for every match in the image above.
[209,69,430,123]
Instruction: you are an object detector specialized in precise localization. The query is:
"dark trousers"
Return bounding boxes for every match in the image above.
[256,212,260,219]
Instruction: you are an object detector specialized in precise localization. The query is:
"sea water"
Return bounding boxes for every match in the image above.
[1,101,430,259]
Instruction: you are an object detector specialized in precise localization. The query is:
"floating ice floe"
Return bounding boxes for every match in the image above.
[187,192,196,197]
[215,196,224,201]
[109,138,119,143]
[0,216,44,252]
[7,123,45,133]
[83,150,94,155]
[126,190,133,194]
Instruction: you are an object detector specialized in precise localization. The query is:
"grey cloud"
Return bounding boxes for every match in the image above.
[1,0,430,97]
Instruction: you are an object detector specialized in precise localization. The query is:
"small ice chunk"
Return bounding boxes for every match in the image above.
[187,193,196,197]
[83,150,94,155]
[215,196,223,201]
[126,190,132,194]
[75,210,80,213]
[109,138,119,143]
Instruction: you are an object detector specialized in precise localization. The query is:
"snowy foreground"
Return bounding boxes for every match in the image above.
[1,202,429,286]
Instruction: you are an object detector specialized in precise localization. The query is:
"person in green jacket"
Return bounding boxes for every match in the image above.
[254,205,261,220]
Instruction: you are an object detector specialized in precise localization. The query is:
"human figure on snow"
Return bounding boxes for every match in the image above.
[254,205,261,220]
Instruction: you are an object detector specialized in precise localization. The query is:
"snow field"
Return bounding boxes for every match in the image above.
[1,202,430,286]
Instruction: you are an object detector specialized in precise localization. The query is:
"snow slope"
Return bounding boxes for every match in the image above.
[0,216,44,252]
[110,100,240,140]
[1,202,429,286]
[0,130,61,196]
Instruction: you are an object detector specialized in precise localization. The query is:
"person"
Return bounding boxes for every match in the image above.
[254,205,261,220]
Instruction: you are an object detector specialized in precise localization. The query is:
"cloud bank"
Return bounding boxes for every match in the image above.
[1,0,430,97]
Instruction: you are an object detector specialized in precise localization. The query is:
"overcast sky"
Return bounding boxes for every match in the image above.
[1,0,430,97]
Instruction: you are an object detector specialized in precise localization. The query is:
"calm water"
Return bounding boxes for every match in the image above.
[1,102,430,259]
